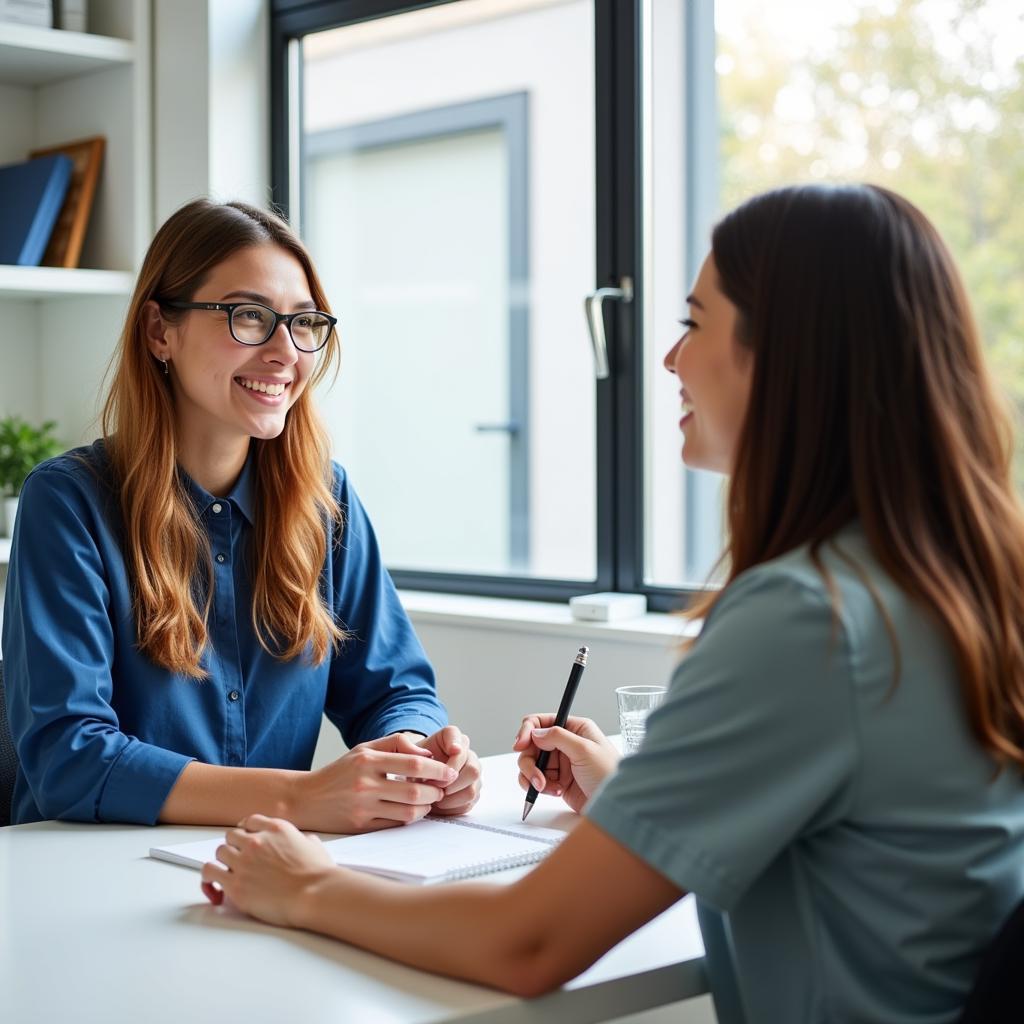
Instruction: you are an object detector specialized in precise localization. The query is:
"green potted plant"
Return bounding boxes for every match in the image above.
[0,416,64,538]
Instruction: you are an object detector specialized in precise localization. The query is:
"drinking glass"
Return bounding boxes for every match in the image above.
[615,685,668,755]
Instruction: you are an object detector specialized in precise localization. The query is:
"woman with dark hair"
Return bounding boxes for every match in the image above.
[2,198,480,830]
[198,184,1024,1022]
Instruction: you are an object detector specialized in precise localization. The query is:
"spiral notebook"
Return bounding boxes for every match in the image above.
[150,817,564,885]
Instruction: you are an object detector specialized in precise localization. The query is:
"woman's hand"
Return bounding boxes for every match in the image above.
[292,732,458,833]
[513,715,620,814]
[201,814,336,927]
[413,726,482,816]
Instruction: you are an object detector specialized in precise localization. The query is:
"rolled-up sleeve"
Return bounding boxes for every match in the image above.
[585,566,859,911]
[324,468,447,746]
[2,467,192,823]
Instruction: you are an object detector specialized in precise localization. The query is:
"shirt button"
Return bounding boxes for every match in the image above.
[211,502,223,514]
[216,553,226,563]
[228,690,240,702]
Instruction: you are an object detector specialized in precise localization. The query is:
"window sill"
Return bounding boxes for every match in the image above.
[398,590,700,647]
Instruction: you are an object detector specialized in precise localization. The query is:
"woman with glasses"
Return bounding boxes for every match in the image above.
[200,184,1024,1023]
[2,198,481,831]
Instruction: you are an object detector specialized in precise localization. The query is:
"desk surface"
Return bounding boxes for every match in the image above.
[0,750,707,1024]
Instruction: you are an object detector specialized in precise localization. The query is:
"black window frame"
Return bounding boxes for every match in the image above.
[270,0,706,612]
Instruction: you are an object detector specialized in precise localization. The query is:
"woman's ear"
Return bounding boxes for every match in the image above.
[142,300,171,362]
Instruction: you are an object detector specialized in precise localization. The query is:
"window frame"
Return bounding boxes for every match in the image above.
[270,0,714,612]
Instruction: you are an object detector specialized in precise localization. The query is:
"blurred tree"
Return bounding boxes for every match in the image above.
[717,0,1024,479]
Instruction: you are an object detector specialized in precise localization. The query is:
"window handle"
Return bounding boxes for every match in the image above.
[474,422,521,435]
[584,277,633,380]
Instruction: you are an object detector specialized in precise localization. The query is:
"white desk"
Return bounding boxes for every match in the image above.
[0,750,707,1023]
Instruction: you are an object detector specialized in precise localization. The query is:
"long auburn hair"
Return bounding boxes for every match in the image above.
[690,183,1024,770]
[102,198,345,678]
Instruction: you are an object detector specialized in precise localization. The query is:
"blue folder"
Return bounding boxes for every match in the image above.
[0,154,74,266]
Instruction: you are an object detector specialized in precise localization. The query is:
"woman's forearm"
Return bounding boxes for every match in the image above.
[283,821,682,998]
[159,761,304,825]
[289,872,555,997]
[205,819,683,997]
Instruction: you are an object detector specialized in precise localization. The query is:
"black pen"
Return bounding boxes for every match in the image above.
[522,645,589,821]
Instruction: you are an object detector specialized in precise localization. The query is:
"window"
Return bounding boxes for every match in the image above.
[281,0,601,593]
[272,0,1023,607]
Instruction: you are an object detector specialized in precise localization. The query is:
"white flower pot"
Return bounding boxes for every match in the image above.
[4,495,19,538]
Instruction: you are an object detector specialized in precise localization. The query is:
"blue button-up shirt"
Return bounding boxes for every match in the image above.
[2,441,447,825]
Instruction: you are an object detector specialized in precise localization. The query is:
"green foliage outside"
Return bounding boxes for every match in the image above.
[716,0,1024,480]
[0,417,63,496]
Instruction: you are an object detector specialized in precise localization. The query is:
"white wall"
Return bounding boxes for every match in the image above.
[0,301,39,421]
[313,602,687,763]
[154,0,269,222]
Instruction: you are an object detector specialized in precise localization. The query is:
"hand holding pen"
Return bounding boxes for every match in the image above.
[513,646,622,818]
[513,711,621,815]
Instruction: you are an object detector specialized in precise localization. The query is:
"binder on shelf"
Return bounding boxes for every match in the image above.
[29,136,105,268]
[0,155,74,267]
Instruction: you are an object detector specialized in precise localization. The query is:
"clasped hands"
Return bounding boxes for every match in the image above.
[291,725,481,835]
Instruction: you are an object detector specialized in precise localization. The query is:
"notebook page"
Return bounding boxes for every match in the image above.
[321,817,564,883]
[150,817,564,882]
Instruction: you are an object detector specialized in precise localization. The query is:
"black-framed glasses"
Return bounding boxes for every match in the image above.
[159,300,337,353]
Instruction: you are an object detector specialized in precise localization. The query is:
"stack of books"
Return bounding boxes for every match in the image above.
[0,155,74,266]
[0,1,90,33]
[0,0,53,29]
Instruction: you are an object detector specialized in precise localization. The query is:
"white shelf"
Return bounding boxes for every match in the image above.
[0,265,134,299]
[0,538,10,564]
[0,24,135,86]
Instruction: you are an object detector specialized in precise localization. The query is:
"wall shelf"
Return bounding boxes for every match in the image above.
[0,265,134,300]
[0,24,135,87]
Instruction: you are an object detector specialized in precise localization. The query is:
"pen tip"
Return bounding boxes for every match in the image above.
[522,802,532,822]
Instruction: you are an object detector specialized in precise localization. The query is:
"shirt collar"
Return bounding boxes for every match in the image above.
[178,446,257,526]
[227,449,257,525]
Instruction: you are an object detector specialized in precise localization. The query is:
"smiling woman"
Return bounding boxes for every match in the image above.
[0,198,482,834]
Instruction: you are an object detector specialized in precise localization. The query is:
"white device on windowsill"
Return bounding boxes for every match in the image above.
[569,592,648,622]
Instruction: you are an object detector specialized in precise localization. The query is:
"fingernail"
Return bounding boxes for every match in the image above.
[533,773,545,790]
[533,728,550,738]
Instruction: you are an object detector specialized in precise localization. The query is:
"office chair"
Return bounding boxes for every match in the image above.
[957,898,1024,1022]
[0,661,18,827]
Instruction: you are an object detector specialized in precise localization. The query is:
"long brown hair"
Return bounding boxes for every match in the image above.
[102,198,345,678]
[691,183,1024,770]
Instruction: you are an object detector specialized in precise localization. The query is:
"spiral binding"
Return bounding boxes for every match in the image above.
[426,816,561,881]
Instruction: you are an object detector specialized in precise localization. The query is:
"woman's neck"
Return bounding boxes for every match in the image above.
[176,433,251,497]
